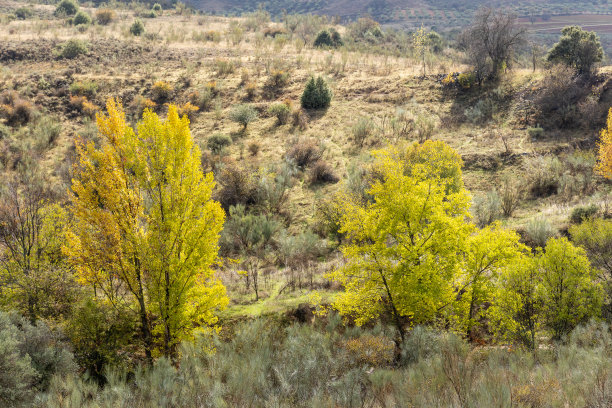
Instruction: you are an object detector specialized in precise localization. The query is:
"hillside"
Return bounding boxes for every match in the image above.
[2,1,612,405]
[0,0,610,317]
[193,0,612,27]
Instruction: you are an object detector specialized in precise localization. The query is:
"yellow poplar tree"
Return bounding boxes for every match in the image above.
[596,108,612,179]
[65,99,227,360]
[328,143,472,341]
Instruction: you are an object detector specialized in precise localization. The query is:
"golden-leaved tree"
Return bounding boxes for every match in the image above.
[328,142,473,341]
[65,99,227,360]
[597,107,612,179]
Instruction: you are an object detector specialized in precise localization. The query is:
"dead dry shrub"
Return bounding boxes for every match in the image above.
[309,160,339,184]
[286,140,322,169]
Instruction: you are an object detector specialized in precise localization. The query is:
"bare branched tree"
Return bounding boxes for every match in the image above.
[459,8,525,83]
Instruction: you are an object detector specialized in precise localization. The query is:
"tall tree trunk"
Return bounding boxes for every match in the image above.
[379,269,405,343]
[135,259,153,365]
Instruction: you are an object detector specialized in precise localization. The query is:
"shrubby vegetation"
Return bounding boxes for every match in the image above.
[2,2,612,404]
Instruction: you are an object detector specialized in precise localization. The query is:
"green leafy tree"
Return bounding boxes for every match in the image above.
[301,76,332,110]
[455,224,527,340]
[540,237,603,340]
[65,99,227,360]
[328,144,472,341]
[547,26,604,75]
[489,255,544,350]
[570,217,612,280]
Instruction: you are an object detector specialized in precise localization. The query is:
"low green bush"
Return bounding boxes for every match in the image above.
[130,19,145,36]
[58,39,88,59]
[72,10,91,25]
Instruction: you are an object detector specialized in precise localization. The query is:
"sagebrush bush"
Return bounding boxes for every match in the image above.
[524,155,562,197]
[131,95,157,116]
[215,164,257,210]
[472,189,502,227]
[58,39,88,59]
[189,86,214,111]
[525,216,556,248]
[214,58,236,77]
[352,116,374,147]
[207,133,232,155]
[301,76,332,110]
[229,104,258,130]
[464,98,494,124]
[248,142,260,156]
[38,319,612,407]
[263,70,290,99]
[177,102,199,120]
[0,311,75,406]
[267,102,291,125]
[0,99,33,126]
[500,176,522,217]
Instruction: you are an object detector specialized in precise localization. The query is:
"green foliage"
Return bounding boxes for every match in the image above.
[66,299,137,383]
[540,237,603,340]
[58,39,88,59]
[54,0,78,16]
[207,133,232,155]
[570,217,612,281]
[328,143,472,338]
[69,80,98,97]
[301,76,332,110]
[0,311,75,406]
[14,7,33,20]
[455,224,527,339]
[527,126,544,139]
[458,72,476,88]
[401,140,464,194]
[267,102,291,125]
[547,26,604,75]
[489,255,543,349]
[152,3,162,12]
[72,10,91,25]
[229,103,258,130]
[314,28,343,48]
[130,19,145,36]
[570,204,599,224]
